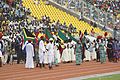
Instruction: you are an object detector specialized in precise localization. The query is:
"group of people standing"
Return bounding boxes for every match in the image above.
[0,29,120,69]
[23,32,120,70]
[25,37,76,69]
[0,0,120,70]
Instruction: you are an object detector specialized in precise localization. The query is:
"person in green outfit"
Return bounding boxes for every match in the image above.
[98,39,106,64]
[75,38,83,65]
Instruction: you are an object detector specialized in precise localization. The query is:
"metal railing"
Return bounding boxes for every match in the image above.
[50,0,116,28]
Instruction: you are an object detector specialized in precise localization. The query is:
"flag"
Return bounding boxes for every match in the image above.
[44,28,53,40]
[22,28,35,42]
[58,30,68,41]
[68,33,77,42]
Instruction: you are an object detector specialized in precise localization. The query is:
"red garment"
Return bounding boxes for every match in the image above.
[35,37,38,44]
[79,33,83,42]
[35,32,39,38]
[58,45,64,57]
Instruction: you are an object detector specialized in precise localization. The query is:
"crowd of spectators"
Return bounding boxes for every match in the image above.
[0,0,31,32]
[84,0,120,16]
[53,0,120,29]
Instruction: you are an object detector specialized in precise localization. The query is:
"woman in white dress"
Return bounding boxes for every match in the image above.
[61,42,69,63]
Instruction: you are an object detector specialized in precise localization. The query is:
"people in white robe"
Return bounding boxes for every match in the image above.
[46,38,54,69]
[84,41,91,61]
[25,40,34,69]
[67,41,71,62]
[39,36,46,68]
[54,42,61,66]
[44,50,48,64]
[41,39,48,65]
[91,41,96,60]
[69,40,76,62]
[61,41,69,63]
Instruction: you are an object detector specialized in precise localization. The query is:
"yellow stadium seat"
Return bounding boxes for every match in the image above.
[22,0,108,36]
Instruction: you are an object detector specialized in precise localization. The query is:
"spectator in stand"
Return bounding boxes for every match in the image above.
[90,28,95,37]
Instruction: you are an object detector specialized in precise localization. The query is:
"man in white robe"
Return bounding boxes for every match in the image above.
[54,43,61,66]
[84,42,91,61]
[39,36,46,68]
[69,40,75,62]
[91,42,96,60]
[25,40,34,69]
[46,38,54,70]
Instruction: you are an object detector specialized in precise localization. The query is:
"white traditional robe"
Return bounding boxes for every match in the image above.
[70,41,75,61]
[54,44,61,63]
[84,43,91,61]
[44,51,48,64]
[91,43,96,60]
[46,42,54,64]
[39,40,46,64]
[68,42,72,61]
[25,43,34,68]
[61,43,69,62]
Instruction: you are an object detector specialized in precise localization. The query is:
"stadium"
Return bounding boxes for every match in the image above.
[0,0,120,80]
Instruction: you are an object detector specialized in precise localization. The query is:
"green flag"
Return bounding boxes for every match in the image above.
[68,33,77,42]
[58,30,68,41]
[44,28,53,39]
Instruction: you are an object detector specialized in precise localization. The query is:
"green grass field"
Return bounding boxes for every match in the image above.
[84,74,120,80]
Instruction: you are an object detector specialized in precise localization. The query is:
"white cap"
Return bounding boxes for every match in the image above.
[49,38,53,41]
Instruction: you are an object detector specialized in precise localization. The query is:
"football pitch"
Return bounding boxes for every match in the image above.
[84,74,120,80]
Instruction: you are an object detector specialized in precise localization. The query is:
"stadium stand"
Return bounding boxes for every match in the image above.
[22,0,109,36]
[50,0,120,30]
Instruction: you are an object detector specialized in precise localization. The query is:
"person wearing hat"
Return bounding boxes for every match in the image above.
[25,40,35,69]
[46,38,54,69]
[38,36,46,68]
[75,38,82,65]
